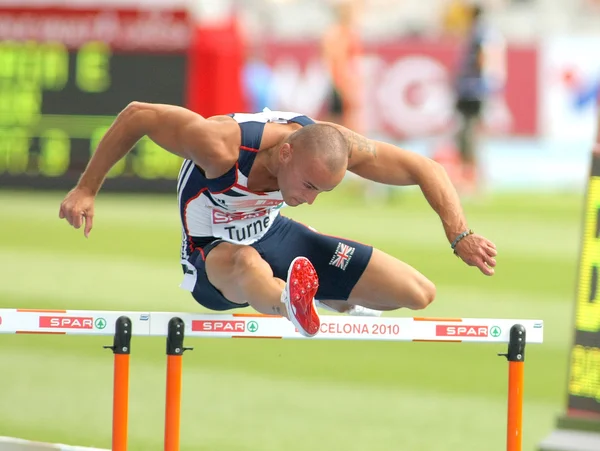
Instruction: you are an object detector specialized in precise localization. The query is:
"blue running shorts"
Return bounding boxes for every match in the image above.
[186,215,373,311]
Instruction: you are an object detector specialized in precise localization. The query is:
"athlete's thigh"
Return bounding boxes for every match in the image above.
[186,242,250,311]
[253,215,373,301]
[188,240,269,311]
[347,248,436,310]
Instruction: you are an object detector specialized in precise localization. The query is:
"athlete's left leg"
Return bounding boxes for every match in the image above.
[255,216,435,313]
[345,248,436,311]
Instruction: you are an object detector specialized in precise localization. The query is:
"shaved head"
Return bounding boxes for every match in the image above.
[275,123,349,206]
[287,123,349,173]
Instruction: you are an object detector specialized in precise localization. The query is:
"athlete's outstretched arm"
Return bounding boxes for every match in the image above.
[58,102,232,237]
[322,121,497,275]
[77,102,232,195]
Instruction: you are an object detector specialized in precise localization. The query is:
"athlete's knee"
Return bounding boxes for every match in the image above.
[206,243,262,282]
[230,245,265,275]
[206,244,270,296]
[406,275,436,310]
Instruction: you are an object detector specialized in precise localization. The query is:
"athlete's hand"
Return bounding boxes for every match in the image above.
[453,234,497,276]
[59,186,96,238]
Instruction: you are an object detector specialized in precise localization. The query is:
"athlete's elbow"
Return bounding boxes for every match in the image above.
[123,101,147,116]
[429,159,450,181]
[120,101,155,134]
[409,157,445,187]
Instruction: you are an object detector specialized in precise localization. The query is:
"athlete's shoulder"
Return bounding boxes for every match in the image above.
[229,108,315,126]
[183,114,239,177]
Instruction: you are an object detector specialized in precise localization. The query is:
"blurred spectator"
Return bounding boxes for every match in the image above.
[320,0,363,132]
[243,42,275,113]
[594,107,600,157]
[452,3,506,195]
[441,0,473,38]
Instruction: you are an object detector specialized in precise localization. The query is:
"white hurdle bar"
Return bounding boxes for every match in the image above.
[0,309,543,451]
[0,309,544,343]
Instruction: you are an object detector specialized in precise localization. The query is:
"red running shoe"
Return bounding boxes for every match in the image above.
[281,256,320,337]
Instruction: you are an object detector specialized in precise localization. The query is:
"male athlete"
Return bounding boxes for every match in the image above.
[58,104,497,337]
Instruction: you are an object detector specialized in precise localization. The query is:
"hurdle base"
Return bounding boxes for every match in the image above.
[538,416,600,451]
[0,436,108,450]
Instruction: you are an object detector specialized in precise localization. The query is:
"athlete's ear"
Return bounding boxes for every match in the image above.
[280,143,293,164]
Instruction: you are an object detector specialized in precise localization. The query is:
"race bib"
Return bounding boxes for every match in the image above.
[211,208,278,244]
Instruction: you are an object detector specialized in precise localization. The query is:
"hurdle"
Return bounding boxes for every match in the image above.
[0,309,544,451]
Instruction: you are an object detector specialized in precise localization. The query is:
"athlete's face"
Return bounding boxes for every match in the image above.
[277,143,345,206]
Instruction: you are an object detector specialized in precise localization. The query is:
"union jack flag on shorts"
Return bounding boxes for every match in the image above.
[329,242,355,271]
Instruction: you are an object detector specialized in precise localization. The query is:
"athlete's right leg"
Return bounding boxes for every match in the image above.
[205,242,286,315]
[204,242,320,336]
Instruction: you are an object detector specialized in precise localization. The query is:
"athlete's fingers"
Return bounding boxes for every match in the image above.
[479,248,496,269]
[84,214,93,238]
[486,245,498,257]
[480,265,495,276]
[66,206,77,226]
[72,211,83,229]
[485,255,496,268]
[478,258,495,276]
[64,209,74,226]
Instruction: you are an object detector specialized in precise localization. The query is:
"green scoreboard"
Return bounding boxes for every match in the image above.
[0,6,191,192]
[539,118,600,450]
[568,151,600,416]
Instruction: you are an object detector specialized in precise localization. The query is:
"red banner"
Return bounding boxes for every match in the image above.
[261,39,538,138]
[0,6,192,52]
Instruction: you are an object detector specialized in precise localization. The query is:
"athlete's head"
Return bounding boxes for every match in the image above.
[334,1,356,27]
[277,124,348,206]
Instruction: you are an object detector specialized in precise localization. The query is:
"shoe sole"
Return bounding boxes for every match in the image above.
[283,256,320,337]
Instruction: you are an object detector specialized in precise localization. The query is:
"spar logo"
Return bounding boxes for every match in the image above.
[212,209,268,225]
[39,316,94,329]
[436,325,489,337]
[192,320,246,333]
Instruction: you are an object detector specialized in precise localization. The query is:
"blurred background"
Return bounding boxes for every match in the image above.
[0,0,599,450]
